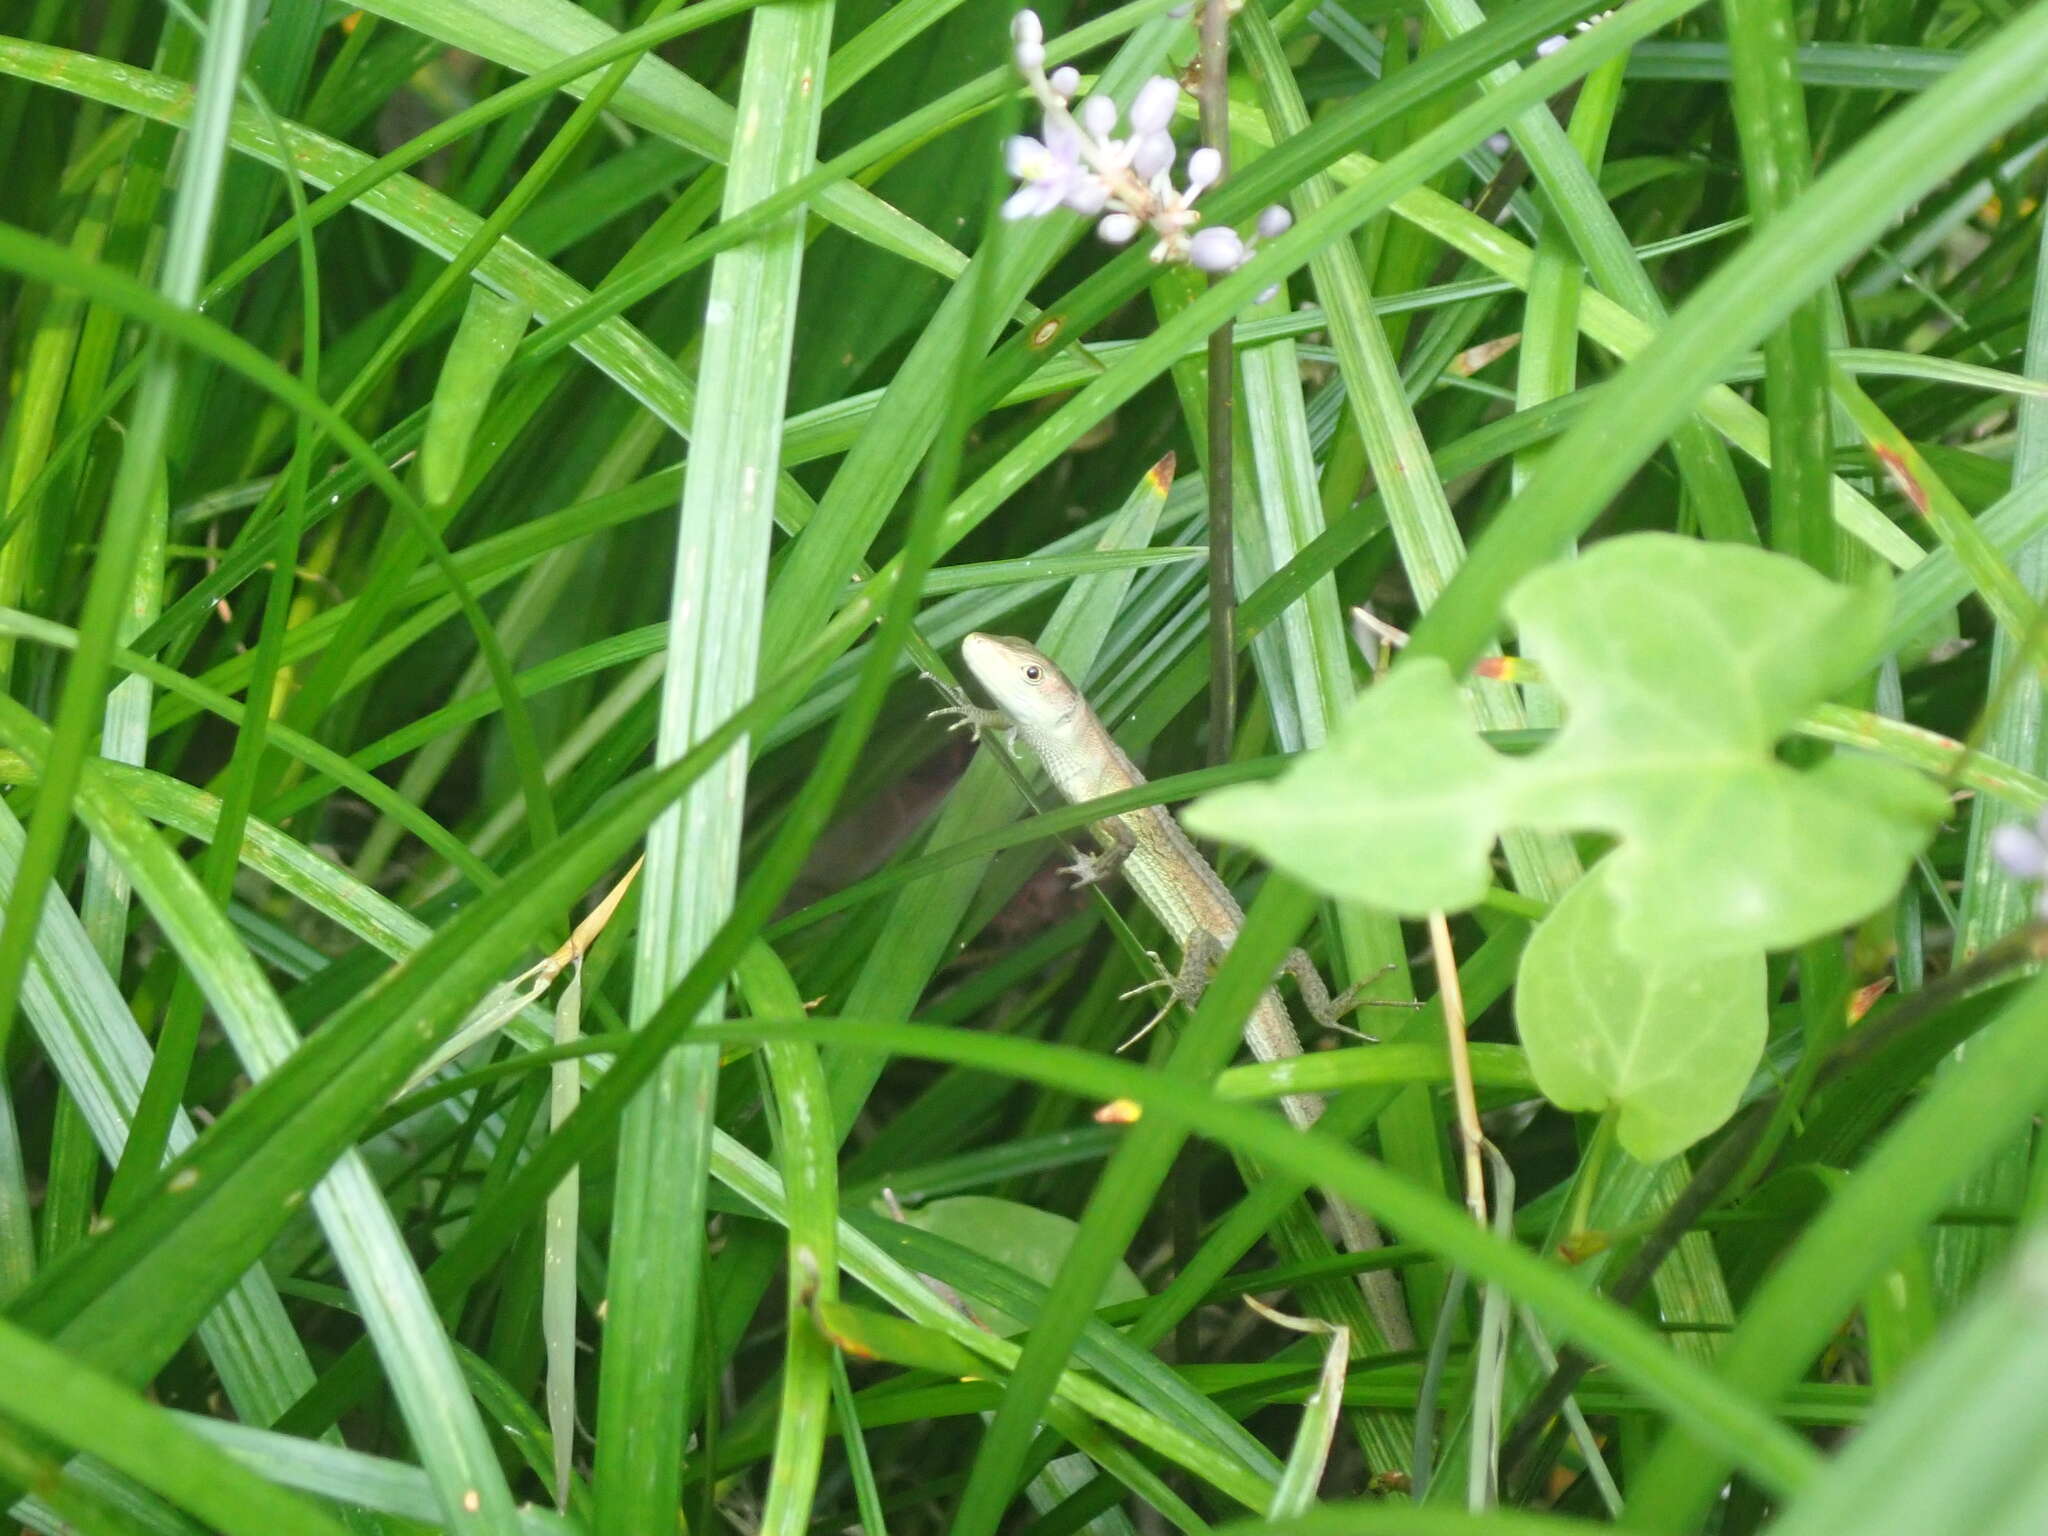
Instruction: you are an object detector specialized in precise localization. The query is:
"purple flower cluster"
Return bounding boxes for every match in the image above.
[1002,11,1291,278]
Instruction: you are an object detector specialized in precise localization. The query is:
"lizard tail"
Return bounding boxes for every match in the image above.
[1277,1085,1418,1353]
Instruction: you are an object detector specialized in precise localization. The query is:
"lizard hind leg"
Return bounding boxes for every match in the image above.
[1283,953,1418,1042]
[1116,932,1225,1051]
[1063,815,1137,889]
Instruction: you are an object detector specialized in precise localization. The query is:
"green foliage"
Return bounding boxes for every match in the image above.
[891,1195,1148,1334]
[1,0,2047,1532]
[1189,535,1949,1155]
[1191,536,1946,951]
[1516,868,1765,1160]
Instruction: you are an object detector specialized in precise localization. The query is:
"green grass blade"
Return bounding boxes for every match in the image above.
[353,0,963,281]
[0,1316,352,1536]
[0,0,252,1088]
[1406,0,2048,671]
[0,705,523,1531]
[593,0,833,1525]
[1626,967,2048,1526]
[0,796,319,1424]
[1941,175,2048,1307]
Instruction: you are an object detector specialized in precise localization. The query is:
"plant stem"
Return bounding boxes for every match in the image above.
[1199,0,1237,766]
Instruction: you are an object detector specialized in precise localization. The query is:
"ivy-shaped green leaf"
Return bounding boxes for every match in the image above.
[1516,865,1766,1161]
[1186,534,1947,959]
[1185,534,1949,1159]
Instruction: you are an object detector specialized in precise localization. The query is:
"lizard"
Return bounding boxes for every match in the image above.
[936,630,1417,1351]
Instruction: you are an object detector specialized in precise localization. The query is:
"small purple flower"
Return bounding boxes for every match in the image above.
[1990,810,2048,920]
[1188,226,1247,271]
[1002,122,1092,220]
[1128,77,1181,135]
[1063,176,1110,216]
[1992,815,2048,877]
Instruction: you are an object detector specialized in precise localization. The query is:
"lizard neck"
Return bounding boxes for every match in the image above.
[1024,701,1139,804]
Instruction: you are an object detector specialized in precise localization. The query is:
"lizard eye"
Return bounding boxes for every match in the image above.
[1024,665,1042,682]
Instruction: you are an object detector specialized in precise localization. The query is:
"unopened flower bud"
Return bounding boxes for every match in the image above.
[1080,94,1117,138]
[1187,226,1247,271]
[1256,204,1292,239]
[1535,32,1567,55]
[1014,39,1045,70]
[1064,178,1109,216]
[1048,65,1080,100]
[1128,76,1180,134]
[1256,283,1281,303]
[1098,212,1141,244]
[1185,146,1222,191]
[1011,10,1043,46]
[1131,131,1175,179]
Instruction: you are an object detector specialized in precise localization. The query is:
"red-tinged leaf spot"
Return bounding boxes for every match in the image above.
[809,1301,880,1360]
[1146,450,1177,494]
[1476,654,1547,686]
[1847,976,1894,1024]
[1557,1229,1611,1265]
[1873,442,1931,518]
[1029,315,1065,350]
[1093,1097,1143,1124]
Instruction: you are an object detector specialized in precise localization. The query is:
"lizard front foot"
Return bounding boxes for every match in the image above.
[926,688,1013,745]
[1062,850,1116,887]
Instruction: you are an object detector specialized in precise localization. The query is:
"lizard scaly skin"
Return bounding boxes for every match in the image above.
[949,632,1415,1351]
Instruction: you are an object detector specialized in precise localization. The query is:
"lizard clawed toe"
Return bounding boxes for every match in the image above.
[1117,1001,1176,1052]
[926,699,1011,743]
[1064,851,1117,888]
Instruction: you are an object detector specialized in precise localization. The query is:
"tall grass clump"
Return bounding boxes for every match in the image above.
[1,0,2046,1532]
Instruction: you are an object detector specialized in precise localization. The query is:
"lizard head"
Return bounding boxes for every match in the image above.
[960,632,1084,730]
